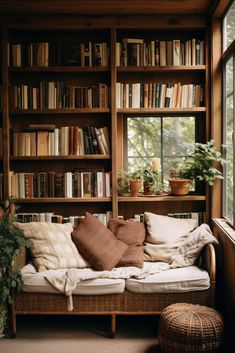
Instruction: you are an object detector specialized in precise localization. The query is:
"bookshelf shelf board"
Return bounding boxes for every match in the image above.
[11,108,110,114]
[117,65,206,72]
[117,107,206,114]
[9,66,110,73]
[10,155,111,160]
[118,195,206,202]
[17,197,112,203]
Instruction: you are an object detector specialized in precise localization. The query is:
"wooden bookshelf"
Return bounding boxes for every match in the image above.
[0,16,209,220]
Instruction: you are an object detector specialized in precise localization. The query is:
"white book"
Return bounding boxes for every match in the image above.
[105,172,111,197]
[54,128,59,155]
[116,82,121,108]
[97,171,104,197]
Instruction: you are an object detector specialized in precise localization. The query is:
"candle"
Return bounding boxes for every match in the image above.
[150,158,161,172]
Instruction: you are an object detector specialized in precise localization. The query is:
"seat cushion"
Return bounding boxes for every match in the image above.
[125,263,210,293]
[21,264,125,295]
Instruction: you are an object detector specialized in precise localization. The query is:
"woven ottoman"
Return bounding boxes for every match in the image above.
[159,303,224,353]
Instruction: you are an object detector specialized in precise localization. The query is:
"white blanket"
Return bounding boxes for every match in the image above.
[21,223,217,311]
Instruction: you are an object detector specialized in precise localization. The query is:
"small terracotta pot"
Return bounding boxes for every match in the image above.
[129,179,142,197]
[168,179,192,196]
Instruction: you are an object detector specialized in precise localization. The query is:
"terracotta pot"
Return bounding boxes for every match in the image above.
[129,179,142,197]
[168,178,192,196]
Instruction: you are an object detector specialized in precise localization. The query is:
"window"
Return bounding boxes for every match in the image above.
[223,0,235,225]
[126,116,196,182]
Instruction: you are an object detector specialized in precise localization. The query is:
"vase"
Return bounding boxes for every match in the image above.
[129,179,142,197]
[168,179,192,196]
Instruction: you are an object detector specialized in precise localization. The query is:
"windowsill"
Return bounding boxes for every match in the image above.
[212,218,235,245]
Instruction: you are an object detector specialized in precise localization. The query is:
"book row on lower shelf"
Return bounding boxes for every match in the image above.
[15,211,205,228]
[16,211,112,227]
[13,81,110,110]
[12,125,110,156]
[116,82,204,109]
[9,170,111,199]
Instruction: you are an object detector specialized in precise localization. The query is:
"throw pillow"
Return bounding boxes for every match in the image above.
[71,212,128,271]
[108,219,146,268]
[144,212,197,262]
[13,222,89,272]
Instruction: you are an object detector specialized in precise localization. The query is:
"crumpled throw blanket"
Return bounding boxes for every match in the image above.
[21,223,218,311]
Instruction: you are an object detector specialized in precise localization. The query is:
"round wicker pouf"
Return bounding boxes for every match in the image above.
[159,303,224,353]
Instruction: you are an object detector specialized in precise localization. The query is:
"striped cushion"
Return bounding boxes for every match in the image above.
[14,222,89,271]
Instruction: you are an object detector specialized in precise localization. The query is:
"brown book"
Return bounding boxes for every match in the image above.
[73,126,79,155]
[99,126,111,154]
[25,173,34,198]
[69,126,74,155]
[48,171,55,197]
[30,132,37,156]
[54,172,64,198]
[37,131,49,156]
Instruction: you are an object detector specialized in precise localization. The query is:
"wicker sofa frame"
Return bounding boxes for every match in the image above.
[12,243,216,337]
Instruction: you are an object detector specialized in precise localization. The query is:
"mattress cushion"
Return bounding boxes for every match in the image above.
[125,264,210,293]
[21,264,125,295]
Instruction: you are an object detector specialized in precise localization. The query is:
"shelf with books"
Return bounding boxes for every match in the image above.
[17,197,112,203]
[10,108,111,114]
[118,195,206,202]
[117,65,206,72]
[10,155,111,160]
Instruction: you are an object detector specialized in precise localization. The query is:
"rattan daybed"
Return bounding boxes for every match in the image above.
[12,243,216,337]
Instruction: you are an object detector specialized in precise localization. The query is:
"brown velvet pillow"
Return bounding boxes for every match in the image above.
[71,212,128,271]
[108,219,146,268]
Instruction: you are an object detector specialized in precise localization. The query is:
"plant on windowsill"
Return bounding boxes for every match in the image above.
[129,169,143,197]
[141,163,164,195]
[0,198,31,338]
[117,169,130,196]
[169,140,223,196]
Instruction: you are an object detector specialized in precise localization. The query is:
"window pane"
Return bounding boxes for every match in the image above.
[127,116,195,182]
[224,57,234,222]
[223,0,235,51]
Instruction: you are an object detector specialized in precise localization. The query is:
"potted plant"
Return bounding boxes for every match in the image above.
[129,169,143,197]
[169,140,223,196]
[141,161,163,195]
[0,199,31,338]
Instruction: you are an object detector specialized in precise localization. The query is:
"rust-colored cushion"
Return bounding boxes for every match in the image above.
[108,219,146,268]
[71,212,128,271]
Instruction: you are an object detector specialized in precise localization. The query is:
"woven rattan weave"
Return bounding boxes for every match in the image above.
[159,303,224,353]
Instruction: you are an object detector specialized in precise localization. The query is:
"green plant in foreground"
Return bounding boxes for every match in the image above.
[173,140,224,186]
[0,199,31,338]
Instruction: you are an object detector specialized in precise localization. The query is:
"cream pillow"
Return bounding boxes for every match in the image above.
[144,212,197,262]
[13,222,89,271]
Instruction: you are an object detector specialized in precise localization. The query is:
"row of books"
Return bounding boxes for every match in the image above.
[12,81,110,110]
[16,211,112,227]
[9,170,112,199]
[12,125,110,156]
[116,82,204,109]
[168,212,205,226]
[9,42,109,67]
[126,212,205,226]
[116,38,204,66]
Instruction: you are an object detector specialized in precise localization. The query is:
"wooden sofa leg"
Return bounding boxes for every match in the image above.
[111,314,116,338]
[11,306,16,338]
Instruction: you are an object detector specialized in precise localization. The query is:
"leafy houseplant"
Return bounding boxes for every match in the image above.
[169,140,223,195]
[129,169,143,197]
[0,199,31,338]
[141,164,163,195]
